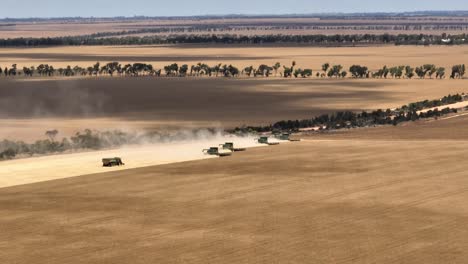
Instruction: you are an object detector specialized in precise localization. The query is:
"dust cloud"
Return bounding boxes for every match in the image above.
[0,134,274,188]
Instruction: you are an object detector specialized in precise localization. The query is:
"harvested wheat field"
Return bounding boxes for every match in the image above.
[1,77,466,141]
[1,44,468,70]
[1,115,468,263]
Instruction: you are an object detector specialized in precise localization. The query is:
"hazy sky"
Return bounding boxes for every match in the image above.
[1,0,468,18]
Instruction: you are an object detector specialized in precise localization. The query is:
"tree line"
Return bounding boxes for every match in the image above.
[232,94,464,133]
[0,33,467,47]
[0,62,465,79]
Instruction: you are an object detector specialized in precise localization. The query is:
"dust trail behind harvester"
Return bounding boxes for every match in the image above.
[0,135,266,189]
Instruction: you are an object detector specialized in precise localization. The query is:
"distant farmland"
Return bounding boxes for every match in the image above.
[1,13,468,39]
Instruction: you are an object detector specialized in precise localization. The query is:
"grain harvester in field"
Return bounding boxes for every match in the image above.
[257,136,280,145]
[220,142,246,152]
[275,132,301,142]
[102,157,125,167]
[203,147,232,157]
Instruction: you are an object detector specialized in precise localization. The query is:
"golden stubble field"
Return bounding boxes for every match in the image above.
[1,44,468,71]
[1,114,468,263]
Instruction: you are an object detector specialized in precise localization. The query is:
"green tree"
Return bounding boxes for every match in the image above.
[322,63,330,74]
[405,66,415,79]
[349,65,368,78]
[272,62,281,76]
[424,64,436,78]
[283,66,292,78]
[415,66,425,79]
[179,64,189,76]
[328,65,343,78]
[436,67,445,79]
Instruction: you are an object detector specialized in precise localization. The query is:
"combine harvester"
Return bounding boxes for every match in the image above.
[220,142,246,152]
[203,147,232,157]
[275,132,301,142]
[257,136,280,145]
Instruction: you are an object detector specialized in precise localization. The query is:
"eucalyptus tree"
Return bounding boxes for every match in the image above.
[424,64,436,78]
[436,67,446,79]
[374,66,389,78]
[243,66,254,77]
[257,64,273,77]
[405,66,415,79]
[213,63,222,77]
[450,64,466,79]
[8,64,17,76]
[179,64,189,76]
[415,66,426,78]
[294,68,313,78]
[164,63,179,76]
[272,62,281,76]
[322,63,330,76]
[349,65,368,78]
[283,66,292,78]
[328,65,343,78]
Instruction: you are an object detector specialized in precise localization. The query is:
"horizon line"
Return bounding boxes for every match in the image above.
[2,10,468,20]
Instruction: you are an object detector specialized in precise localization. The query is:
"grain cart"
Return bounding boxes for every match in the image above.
[102,157,125,167]
[203,147,232,157]
[257,136,280,145]
[220,142,246,152]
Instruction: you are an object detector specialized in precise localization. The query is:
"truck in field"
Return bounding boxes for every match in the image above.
[102,157,125,167]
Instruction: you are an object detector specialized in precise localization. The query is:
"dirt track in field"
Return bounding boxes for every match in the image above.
[1,114,468,263]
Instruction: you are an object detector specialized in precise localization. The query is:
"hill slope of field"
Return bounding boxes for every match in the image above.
[1,115,468,263]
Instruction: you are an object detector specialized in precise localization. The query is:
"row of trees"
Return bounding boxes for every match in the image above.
[233,94,464,134]
[346,64,466,79]
[1,33,468,47]
[398,94,463,112]
[1,62,465,79]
